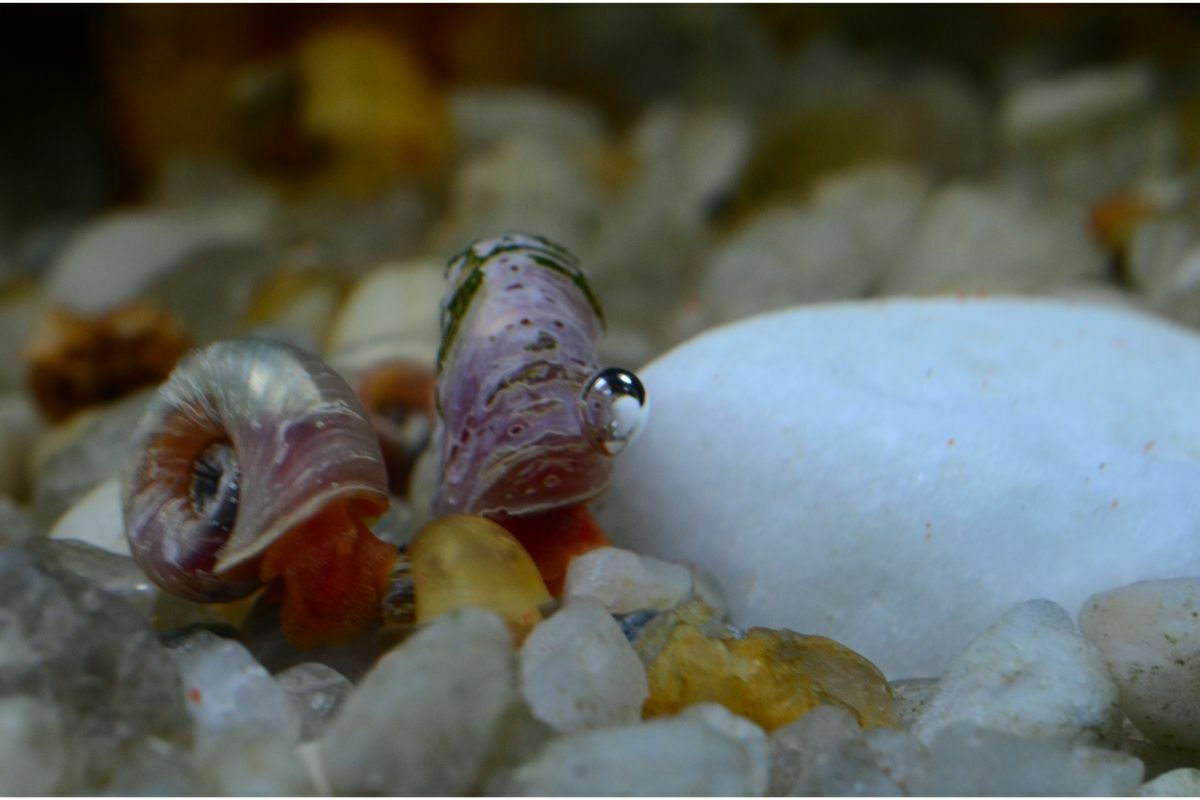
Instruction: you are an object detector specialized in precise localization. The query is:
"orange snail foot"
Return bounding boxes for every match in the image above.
[259,499,397,648]
[495,504,611,597]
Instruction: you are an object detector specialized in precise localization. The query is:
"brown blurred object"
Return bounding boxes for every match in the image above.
[293,25,453,194]
[1090,190,1162,255]
[25,301,191,422]
[355,361,437,497]
[96,6,536,199]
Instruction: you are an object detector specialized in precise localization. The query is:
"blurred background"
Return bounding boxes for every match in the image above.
[5,4,1200,390]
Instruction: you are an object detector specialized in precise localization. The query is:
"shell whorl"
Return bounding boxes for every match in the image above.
[122,338,389,602]
[434,234,615,517]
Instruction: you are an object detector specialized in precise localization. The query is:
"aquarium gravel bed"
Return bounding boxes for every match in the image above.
[5,6,1200,796]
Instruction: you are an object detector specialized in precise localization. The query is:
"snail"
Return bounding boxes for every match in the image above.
[432,233,648,592]
[121,338,397,647]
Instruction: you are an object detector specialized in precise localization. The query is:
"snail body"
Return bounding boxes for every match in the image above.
[122,338,396,646]
[434,234,646,519]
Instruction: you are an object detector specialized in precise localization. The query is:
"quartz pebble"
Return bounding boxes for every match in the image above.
[1001,63,1156,148]
[474,703,557,796]
[319,609,518,795]
[638,601,898,731]
[0,549,190,787]
[410,515,551,641]
[519,597,649,732]
[772,705,926,796]
[31,389,151,527]
[45,202,272,315]
[1079,578,1200,749]
[47,478,129,556]
[913,722,1144,796]
[0,496,34,546]
[168,630,300,744]
[810,161,931,277]
[913,599,1121,744]
[440,135,600,255]
[192,727,316,796]
[563,545,694,614]
[450,87,606,155]
[275,662,353,741]
[1141,767,1200,796]
[504,702,769,796]
[0,393,41,500]
[594,298,1200,677]
[701,205,869,324]
[0,695,70,795]
[884,183,1105,294]
[324,260,443,360]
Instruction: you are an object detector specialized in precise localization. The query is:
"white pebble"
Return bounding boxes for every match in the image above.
[1080,578,1200,749]
[504,702,767,796]
[48,479,129,556]
[1141,767,1200,796]
[0,696,70,795]
[913,599,1121,744]
[564,546,694,614]
[168,631,299,744]
[884,182,1105,294]
[319,609,516,795]
[914,723,1144,796]
[519,598,648,732]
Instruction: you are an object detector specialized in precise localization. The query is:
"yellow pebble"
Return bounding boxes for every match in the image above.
[639,603,898,732]
[409,515,551,642]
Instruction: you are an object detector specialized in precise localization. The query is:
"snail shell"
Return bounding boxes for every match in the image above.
[434,233,638,517]
[122,338,388,602]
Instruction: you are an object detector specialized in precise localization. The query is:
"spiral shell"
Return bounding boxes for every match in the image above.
[434,233,634,517]
[122,338,388,602]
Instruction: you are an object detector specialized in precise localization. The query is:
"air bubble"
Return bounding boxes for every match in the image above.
[580,367,648,456]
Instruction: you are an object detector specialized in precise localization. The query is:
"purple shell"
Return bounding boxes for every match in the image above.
[434,234,614,517]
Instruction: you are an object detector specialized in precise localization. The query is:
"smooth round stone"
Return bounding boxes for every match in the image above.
[1079,578,1200,749]
[1141,768,1200,797]
[324,261,443,361]
[593,298,1200,678]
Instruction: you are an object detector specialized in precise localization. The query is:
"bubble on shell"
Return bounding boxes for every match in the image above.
[580,367,649,456]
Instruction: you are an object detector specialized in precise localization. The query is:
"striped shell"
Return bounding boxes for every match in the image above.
[122,338,388,602]
[434,234,616,517]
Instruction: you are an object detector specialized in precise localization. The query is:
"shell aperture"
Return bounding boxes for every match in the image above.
[122,337,395,645]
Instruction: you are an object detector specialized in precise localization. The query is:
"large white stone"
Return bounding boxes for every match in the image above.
[593,298,1200,678]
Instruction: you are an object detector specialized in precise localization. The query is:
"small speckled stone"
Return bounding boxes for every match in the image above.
[519,597,648,732]
[639,602,898,731]
[1080,578,1200,749]
[410,515,551,641]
